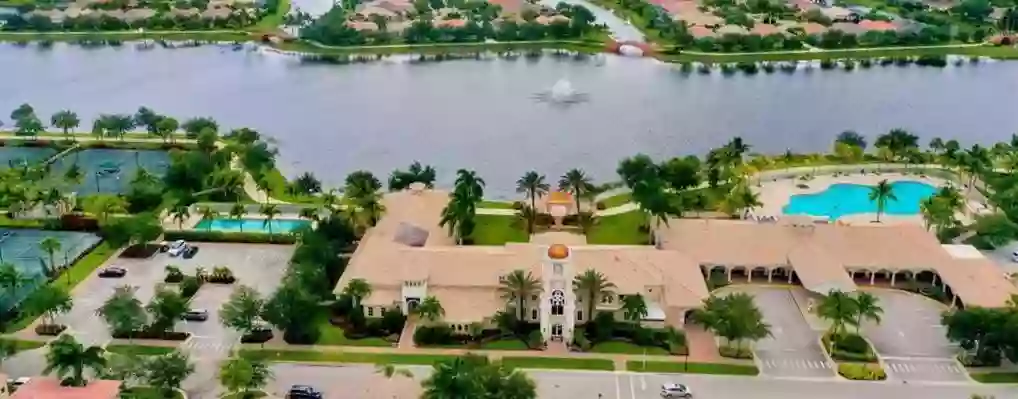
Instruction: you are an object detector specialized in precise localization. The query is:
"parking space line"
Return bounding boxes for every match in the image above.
[629,373,636,399]
[614,371,620,399]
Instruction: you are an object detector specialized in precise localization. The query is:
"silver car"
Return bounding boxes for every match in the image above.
[660,383,692,398]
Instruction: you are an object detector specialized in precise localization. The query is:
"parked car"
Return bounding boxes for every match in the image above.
[660,383,692,398]
[182,245,200,259]
[7,377,30,388]
[182,309,209,322]
[166,240,188,257]
[97,266,127,278]
[287,385,323,399]
[1011,250,1018,262]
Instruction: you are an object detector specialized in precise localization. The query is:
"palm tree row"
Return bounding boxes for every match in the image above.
[817,290,883,346]
[7,103,218,143]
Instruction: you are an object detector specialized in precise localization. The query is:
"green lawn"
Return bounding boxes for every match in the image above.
[0,216,46,228]
[239,349,458,365]
[250,0,291,31]
[479,338,530,351]
[120,387,184,399]
[627,360,759,375]
[2,242,118,333]
[105,344,177,356]
[598,193,632,209]
[590,341,668,355]
[478,200,516,209]
[469,214,529,245]
[586,211,647,245]
[500,356,615,371]
[971,372,1018,383]
[0,338,47,353]
[316,317,392,347]
[257,167,320,204]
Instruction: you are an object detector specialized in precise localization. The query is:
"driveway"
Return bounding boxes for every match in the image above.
[861,289,965,382]
[722,286,834,378]
[981,242,1018,275]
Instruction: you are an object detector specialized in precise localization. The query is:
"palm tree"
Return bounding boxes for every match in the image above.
[572,269,615,324]
[38,236,62,276]
[321,189,339,211]
[298,206,319,222]
[498,270,542,323]
[260,204,281,236]
[421,357,478,399]
[869,179,896,223]
[558,169,593,213]
[513,205,537,235]
[44,335,107,387]
[632,177,681,244]
[454,169,486,201]
[50,110,80,142]
[358,191,386,228]
[695,293,771,356]
[23,285,72,327]
[229,203,247,232]
[0,262,30,297]
[199,206,218,232]
[439,190,476,244]
[854,292,883,333]
[343,278,372,309]
[817,290,859,340]
[414,295,444,324]
[170,205,190,229]
[91,118,106,141]
[621,293,649,322]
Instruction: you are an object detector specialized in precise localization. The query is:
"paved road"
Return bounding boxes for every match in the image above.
[268,364,1018,399]
[863,290,965,382]
[739,287,834,378]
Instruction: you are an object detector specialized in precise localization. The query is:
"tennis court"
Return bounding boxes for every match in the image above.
[50,149,171,194]
[0,146,57,168]
[0,229,101,311]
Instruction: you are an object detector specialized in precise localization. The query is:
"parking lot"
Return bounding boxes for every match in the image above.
[725,287,834,378]
[861,289,965,382]
[56,242,294,349]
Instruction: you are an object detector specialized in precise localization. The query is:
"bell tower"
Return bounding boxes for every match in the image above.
[540,244,576,344]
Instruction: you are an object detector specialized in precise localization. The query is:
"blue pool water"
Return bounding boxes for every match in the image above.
[193,218,310,233]
[783,181,938,220]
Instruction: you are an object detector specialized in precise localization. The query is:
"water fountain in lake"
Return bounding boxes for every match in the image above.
[533,78,588,105]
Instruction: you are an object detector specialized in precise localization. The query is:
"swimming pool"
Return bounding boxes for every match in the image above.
[783,181,938,220]
[193,218,310,233]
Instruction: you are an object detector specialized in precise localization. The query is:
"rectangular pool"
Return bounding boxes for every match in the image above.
[193,218,310,233]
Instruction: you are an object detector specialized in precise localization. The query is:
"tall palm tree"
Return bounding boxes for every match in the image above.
[854,292,883,333]
[817,290,859,340]
[229,203,247,232]
[497,270,542,323]
[572,269,615,324]
[632,177,681,244]
[869,180,897,223]
[298,206,319,222]
[321,189,339,211]
[38,236,62,276]
[343,278,372,309]
[454,169,486,201]
[558,169,593,213]
[44,335,107,387]
[621,293,648,322]
[439,190,476,244]
[170,205,190,229]
[260,204,281,235]
[358,191,386,228]
[199,206,218,232]
[414,296,444,324]
[0,262,31,298]
[50,110,80,142]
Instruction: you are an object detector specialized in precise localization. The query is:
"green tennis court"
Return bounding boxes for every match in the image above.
[0,229,101,311]
[51,148,171,194]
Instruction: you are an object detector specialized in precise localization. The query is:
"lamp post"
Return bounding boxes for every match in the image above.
[94,171,102,193]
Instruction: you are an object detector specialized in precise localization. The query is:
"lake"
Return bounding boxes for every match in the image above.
[2,44,1018,198]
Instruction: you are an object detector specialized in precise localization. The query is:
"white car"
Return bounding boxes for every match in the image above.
[167,240,188,257]
[660,383,692,398]
[1011,250,1018,263]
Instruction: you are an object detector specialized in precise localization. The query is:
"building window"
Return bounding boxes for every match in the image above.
[366,307,374,317]
[576,311,583,321]
[619,294,626,302]
[601,295,613,305]
[532,309,538,320]
[551,290,565,315]
[552,305,564,315]
[553,263,563,275]
[531,294,538,301]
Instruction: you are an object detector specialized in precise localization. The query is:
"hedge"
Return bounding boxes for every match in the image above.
[163,230,297,244]
[837,363,886,381]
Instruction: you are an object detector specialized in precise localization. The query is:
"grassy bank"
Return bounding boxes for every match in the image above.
[586,211,646,245]
[500,356,615,371]
[0,338,47,353]
[275,39,604,56]
[627,360,759,375]
[661,45,1018,63]
[239,348,458,365]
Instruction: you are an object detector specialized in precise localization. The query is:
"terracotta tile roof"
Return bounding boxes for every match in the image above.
[12,378,121,399]
[751,23,783,36]
[436,18,467,28]
[859,19,897,31]
[689,26,716,38]
[800,22,828,35]
[487,0,524,14]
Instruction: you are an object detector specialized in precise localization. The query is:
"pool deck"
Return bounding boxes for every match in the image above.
[754,172,973,226]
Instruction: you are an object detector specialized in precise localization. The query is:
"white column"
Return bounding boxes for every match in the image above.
[767,269,774,283]
[931,273,939,286]
[727,268,733,282]
[869,272,876,285]
[890,273,896,286]
[788,270,794,284]
[747,270,753,283]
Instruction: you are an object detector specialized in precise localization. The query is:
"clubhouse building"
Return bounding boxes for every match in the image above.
[336,186,1018,344]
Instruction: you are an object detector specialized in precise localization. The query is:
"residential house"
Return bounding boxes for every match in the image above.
[858,19,897,31]
[819,6,858,22]
[11,378,121,399]
[830,21,865,34]
[751,23,784,36]
[689,25,716,38]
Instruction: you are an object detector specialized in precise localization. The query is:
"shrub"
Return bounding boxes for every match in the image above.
[833,333,869,354]
[632,327,655,347]
[526,330,544,349]
[35,324,66,336]
[208,266,236,284]
[112,331,190,341]
[837,363,886,380]
[414,324,455,346]
[179,276,201,299]
[330,295,353,317]
[379,307,407,335]
[163,230,297,244]
[511,201,524,210]
[719,345,753,359]
[164,265,184,283]
[283,325,320,345]
[240,329,273,344]
[573,330,592,351]
[595,201,606,210]
[825,332,876,362]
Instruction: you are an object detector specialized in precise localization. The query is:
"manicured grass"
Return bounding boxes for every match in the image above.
[627,360,759,375]
[586,211,647,245]
[500,356,615,371]
[276,39,602,56]
[250,0,291,31]
[120,387,184,399]
[469,214,529,245]
[105,344,177,356]
[239,349,458,365]
[2,242,117,333]
[971,372,1018,383]
[590,341,668,355]
[257,167,320,204]
[0,338,47,353]
[0,216,46,228]
[478,200,516,209]
[316,321,392,348]
[598,193,632,209]
[479,338,530,351]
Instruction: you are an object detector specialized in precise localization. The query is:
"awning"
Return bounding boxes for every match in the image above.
[788,245,858,295]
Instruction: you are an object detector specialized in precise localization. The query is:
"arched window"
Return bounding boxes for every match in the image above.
[551,290,565,315]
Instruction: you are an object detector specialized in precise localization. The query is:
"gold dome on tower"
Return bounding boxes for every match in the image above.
[547,244,570,260]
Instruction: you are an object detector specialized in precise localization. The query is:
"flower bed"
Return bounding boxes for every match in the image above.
[718,344,754,359]
[837,363,886,381]
[34,324,66,336]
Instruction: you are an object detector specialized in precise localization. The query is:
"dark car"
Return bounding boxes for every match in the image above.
[182,245,200,259]
[97,266,127,278]
[182,309,209,322]
[287,385,323,399]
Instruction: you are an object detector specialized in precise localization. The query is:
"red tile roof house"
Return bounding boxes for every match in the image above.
[11,378,121,399]
[689,25,716,38]
[487,0,525,15]
[858,19,897,32]
[751,23,784,36]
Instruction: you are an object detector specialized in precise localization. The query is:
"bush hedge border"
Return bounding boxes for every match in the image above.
[163,230,296,244]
